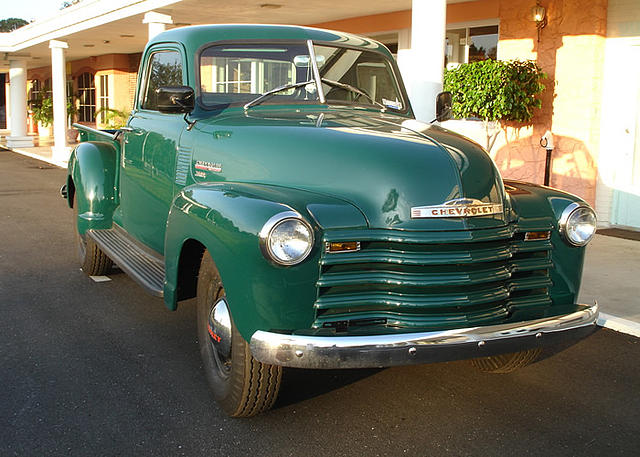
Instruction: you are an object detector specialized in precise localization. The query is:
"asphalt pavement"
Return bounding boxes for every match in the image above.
[1,149,639,457]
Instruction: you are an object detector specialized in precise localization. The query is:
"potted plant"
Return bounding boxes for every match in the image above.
[66,95,79,143]
[31,94,80,141]
[443,59,546,152]
[31,96,53,138]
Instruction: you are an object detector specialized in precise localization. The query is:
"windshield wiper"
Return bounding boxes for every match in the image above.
[244,79,316,111]
[321,78,386,112]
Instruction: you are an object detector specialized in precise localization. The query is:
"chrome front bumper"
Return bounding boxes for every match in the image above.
[249,303,599,369]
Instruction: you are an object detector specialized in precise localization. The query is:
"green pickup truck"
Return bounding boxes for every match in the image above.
[63,24,599,417]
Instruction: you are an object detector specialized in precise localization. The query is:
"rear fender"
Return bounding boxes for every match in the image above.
[68,141,119,234]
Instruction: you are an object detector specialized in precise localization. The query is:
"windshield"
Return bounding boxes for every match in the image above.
[314,45,404,111]
[199,42,406,112]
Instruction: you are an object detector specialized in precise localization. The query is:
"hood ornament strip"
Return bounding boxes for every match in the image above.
[411,198,503,219]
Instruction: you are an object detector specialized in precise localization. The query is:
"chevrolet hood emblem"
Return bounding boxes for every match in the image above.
[411,198,503,219]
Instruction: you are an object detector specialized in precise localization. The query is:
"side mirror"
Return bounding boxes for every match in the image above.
[156,86,195,114]
[435,91,452,122]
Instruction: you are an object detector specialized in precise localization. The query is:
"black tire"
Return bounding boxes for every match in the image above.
[470,348,542,373]
[72,194,112,276]
[197,251,282,417]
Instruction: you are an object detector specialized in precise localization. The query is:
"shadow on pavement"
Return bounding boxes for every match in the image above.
[274,367,383,409]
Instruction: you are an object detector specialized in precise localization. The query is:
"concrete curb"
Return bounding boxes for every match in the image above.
[1,145,67,168]
[597,313,640,338]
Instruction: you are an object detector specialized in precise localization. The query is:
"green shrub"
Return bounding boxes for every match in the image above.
[95,107,130,129]
[31,95,77,127]
[443,60,546,151]
[31,97,53,127]
[444,59,546,123]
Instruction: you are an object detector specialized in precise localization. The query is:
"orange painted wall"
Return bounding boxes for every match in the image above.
[27,53,133,84]
[447,0,499,23]
[310,10,410,34]
[308,0,500,33]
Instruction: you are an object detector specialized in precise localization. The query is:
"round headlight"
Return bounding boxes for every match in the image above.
[560,203,596,246]
[259,212,314,265]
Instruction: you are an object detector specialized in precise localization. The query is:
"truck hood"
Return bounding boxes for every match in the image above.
[191,108,510,230]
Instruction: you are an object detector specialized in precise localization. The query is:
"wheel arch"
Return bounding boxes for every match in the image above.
[175,238,207,304]
[66,175,76,209]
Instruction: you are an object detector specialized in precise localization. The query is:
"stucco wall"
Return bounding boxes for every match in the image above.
[310,0,500,37]
[492,0,607,207]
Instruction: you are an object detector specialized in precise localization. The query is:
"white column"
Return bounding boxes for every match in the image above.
[401,0,447,122]
[396,28,412,104]
[50,40,69,162]
[7,58,33,148]
[5,77,11,130]
[143,12,173,41]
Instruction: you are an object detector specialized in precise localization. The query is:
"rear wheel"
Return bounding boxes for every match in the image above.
[470,348,542,373]
[196,251,282,417]
[72,194,112,275]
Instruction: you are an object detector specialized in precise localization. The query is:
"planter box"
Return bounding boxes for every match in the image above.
[37,122,53,138]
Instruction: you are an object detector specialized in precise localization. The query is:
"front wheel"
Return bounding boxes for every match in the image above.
[470,348,542,373]
[196,251,282,417]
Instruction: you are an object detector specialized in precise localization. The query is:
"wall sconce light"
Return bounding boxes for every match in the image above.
[531,3,547,42]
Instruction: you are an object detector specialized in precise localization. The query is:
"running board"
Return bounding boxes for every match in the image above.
[87,227,165,297]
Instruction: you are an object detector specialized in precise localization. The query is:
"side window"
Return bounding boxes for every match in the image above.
[141,50,183,110]
[78,72,96,122]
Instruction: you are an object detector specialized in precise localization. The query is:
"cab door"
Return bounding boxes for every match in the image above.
[120,46,187,254]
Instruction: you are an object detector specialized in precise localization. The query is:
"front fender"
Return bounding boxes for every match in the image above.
[68,141,118,234]
[505,180,590,306]
[163,182,367,341]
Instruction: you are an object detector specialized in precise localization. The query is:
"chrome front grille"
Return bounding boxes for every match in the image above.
[314,224,554,332]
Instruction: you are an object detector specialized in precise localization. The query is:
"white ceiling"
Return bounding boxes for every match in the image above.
[0,0,474,70]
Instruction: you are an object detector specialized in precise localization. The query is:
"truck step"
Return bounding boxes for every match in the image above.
[87,227,165,297]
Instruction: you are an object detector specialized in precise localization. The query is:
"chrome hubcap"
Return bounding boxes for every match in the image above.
[208,298,232,373]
